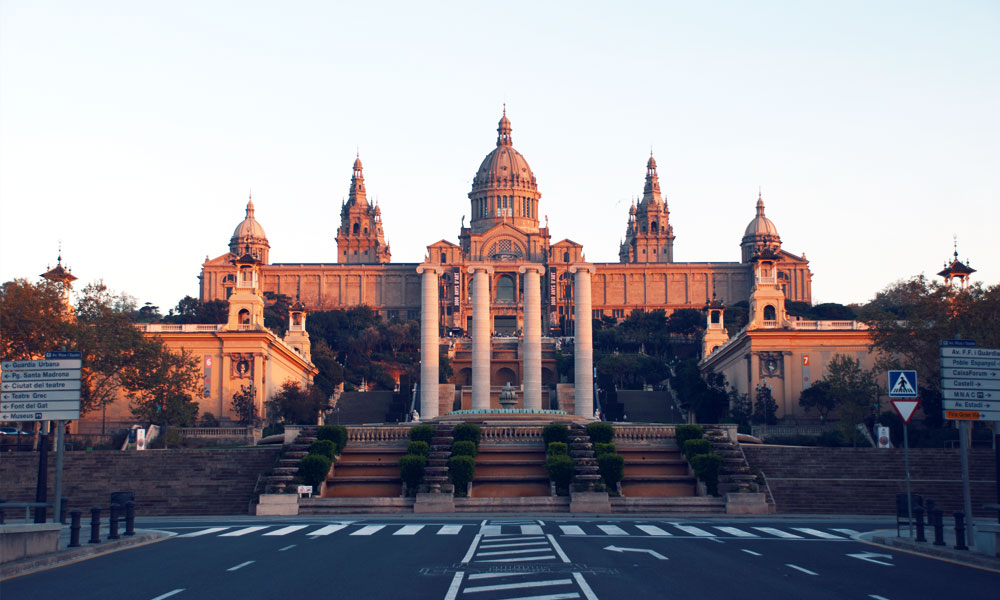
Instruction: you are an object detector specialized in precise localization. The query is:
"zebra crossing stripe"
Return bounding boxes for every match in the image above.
[308,524,348,536]
[467,572,532,580]
[520,524,544,535]
[714,527,757,538]
[754,527,802,538]
[792,528,843,539]
[476,541,549,549]
[178,527,229,537]
[220,526,269,537]
[831,528,860,536]
[264,525,308,536]
[476,555,557,563]
[673,525,715,537]
[597,525,628,536]
[480,536,546,545]
[480,525,502,536]
[437,525,462,535]
[350,525,386,536]
[393,525,424,536]
[560,525,585,535]
[463,579,575,593]
[478,547,557,557]
[636,525,671,536]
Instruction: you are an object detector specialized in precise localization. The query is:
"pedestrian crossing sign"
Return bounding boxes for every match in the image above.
[888,370,918,398]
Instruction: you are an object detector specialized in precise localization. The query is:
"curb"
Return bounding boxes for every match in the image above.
[859,529,1000,573]
[0,529,173,581]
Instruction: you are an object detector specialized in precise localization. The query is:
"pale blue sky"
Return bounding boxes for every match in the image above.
[1,1,997,312]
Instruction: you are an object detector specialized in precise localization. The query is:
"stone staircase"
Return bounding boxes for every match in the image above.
[568,425,602,491]
[323,447,406,497]
[703,427,760,496]
[260,426,317,494]
[423,425,454,494]
[617,445,698,497]
[471,446,549,497]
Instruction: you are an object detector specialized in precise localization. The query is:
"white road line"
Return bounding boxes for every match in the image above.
[350,525,386,536]
[792,528,844,539]
[741,549,762,556]
[438,525,462,535]
[597,524,628,536]
[480,525,502,536]
[715,527,757,537]
[467,572,531,580]
[220,526,269,537]
[673,525,715,537]
[833,528,861,536]
[753,527,802,539]
[478,547,557,557]
[278,545,295,552]
[786,564,818,576]
[869,595,891,600]
[548,534,572,563]
[443,572,464,600]
[308,524,348,536]
[462,534,483,564]
[227,561,254,572]
[480,536,546,545]
[178,527,229,537]
[521,524,544,535]
[476,541,550,549]
[150,590,185,600]
[573,572,599,600]
[264,525,308,536]
[560,525,586,535]
[463,579,574,593]
[636,525,671,536]
[476,555,557,562]
[393,525,425,536]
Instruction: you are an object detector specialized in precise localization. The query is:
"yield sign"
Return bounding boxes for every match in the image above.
[891,398,921,424]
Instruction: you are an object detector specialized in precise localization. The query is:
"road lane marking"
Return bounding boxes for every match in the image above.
[463,579,574,593]
[476,541,549,549]
[673,525,714,537]
[462,534,483,564]
[477,555,557,562]
[597,525,628,536]
[480,536,546,545]
[480,525,502,536]
[741,549,762,556]
[753,527,802,538]
[636,525,671,536]
[264,525,308,536]
[393,525,425,535]
[560,525,586,535]
[833,528,861,536]
[350,525,386,536]
[869,595,891,600]
[521,524,544,535]
[227,561,254,572]
[443,572,464,600]
[467,572,531,580]
[792,528,843,539]
[178,527,229,537]
[308,524,348,536]
[437,525,462,535]
[715,527,757,537]
[573,572,599,600]
[278,545,295,552]
[150,590,185,600]
[478,547,558,557]
[786,564,818,575]
[220,526,269,537]
[548,534,572,563]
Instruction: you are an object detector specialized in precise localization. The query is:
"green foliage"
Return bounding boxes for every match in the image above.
[818,430,846,447]
[798,380,836,420]
[666,308,705,336]
[689,453,722,496]
[451,440,477,457]
[452,423,482,447]
[398,454,426,492]
[267,380,328,424]
[448,455,476,496]
[674,424,703,447]
[785,300,856,321]
[0,278,73,362]
[231,384,257,426]
[585,422,615,444]
[729,390,753,431]
[409,424,435,444]
[297,454,332,488]
[546,441,568,456]
[597,453,625,489]
[407,440,430,456]
[683,438,712,460]
[317,425,348,452]
[542,423,569,446]
[198,412,220,427]
[596,352,670,392]
[594,442,616,457]
[261,423,284,437]
[751,384,778,426]
[162,295,228,324]
[671,359,730,423]
[822,354,878,444]
[545,454,575,493]
[308,439,337,460]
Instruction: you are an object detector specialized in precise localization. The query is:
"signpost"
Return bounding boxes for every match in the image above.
[888,370,919,538]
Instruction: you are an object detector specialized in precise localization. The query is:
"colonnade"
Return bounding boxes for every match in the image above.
[417,262,594,418]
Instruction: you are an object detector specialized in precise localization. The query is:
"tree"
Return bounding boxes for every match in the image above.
[823,354,879,444]
[670,359,730,423]
[267,380,328,424]
[135,393,200,427]
[163,296,229,324]
[0,279,73,361]
[752,383,778,425]
[231,384,257,425]
[798,380,836,420]
[125,344,201,425]
[666,308,705,337]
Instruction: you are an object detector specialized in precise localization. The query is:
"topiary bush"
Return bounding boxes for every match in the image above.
[674,424,704,448]
[597,453,625,490]
[586,422,615,444]
[452,423,482,447]
[546,441,568,456]
[594,442,616,457]
[545,454,575,494]
[308,439,337,460]
[407,440,430,457]
[543,423,569,446]
[409,424,435,445]
[297,454,332,488]
[683,438,712,460]
[448,455,476,497]
[398,454,427,493]
[317,425,348,453]
[451,440,477,457]
[690,453,722,496]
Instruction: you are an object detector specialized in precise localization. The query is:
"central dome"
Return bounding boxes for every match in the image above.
[468,110,542,234]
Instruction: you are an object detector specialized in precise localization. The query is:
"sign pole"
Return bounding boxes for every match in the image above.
[34,421,49,523]
[959,420,974,547]
[903,422,912,539]
[54,420,65,525]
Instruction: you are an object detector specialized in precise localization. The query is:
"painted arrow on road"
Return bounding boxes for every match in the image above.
[846,552,893,566]
[604,545,668,560]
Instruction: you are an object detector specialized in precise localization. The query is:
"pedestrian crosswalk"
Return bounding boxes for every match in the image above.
[173,522,859,541]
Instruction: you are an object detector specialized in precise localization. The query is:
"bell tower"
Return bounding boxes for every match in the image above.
[619,153,675,263]
[747,248,786,329]
[224,249,266,331]
[702,293,729,357]
[336,156,391,264]
[283,299,311,361]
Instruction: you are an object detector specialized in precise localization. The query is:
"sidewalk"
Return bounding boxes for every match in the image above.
[859,522,1000,573]
[0,523,172,580]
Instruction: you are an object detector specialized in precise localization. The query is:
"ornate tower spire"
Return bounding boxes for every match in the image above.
[348,154,366,205]
[619,153,674,263]
[497,106,513,147]
[337,156,390,264]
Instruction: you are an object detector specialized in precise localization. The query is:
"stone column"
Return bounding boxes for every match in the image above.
[570,264,595,417]
[416,264,444,419]
[519,264,545,411]
[468,265,494,410]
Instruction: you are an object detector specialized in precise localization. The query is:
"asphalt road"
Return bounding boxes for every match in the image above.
[3,516,996,600]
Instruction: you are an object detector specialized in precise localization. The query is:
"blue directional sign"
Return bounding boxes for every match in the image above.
[888,370,918,398]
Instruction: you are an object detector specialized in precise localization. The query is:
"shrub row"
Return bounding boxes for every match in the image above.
[677,426,720,496]
[317,425,348,453]
[449,424,481,496]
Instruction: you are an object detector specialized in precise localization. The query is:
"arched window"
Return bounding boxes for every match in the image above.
[496,275,515,303]
[710,311,721,324]
[440,252,447,263]
[764,305,776,320]
[238,309,250,325]
[651,221,658,233]
[353,222,360,234]
[563,251,570,262]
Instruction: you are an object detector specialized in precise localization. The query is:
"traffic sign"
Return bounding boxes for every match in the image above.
[941,357,1000,369]
[1,391,81,402]
[941,367,1000,380]
[2,400,82,412]
[0,409,80,421]
[888,370,918,398]
[941,347,1000,359]
[1,369,81,382]
[1,380,81,392]
[943,389,997,401]
[941,378,1000,391]
[891,398,921,424]
[945,410,982,420]
[940,339,978,348]
[1,359,81,371]
[45,351,81,359]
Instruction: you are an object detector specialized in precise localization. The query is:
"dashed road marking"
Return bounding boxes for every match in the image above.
[792,527,844,539]
[220,526,269,537]
[350,525,386,536]
[673,525,715,537]
[178,527,229,537]
[308,524,348,536]
[560,525,586,535]
[786,564,818,576]
[264,525,308,536]
[443,572,464,600]
[741,549,762,556]
[636,524,672,536]
[226,561,254,572]
[754,527,802,539]
[150,590,185,600]
[597,524,628,536]
[393,525,425,536]
[521,524,544,535]
[833,528,861,536]
[715,527,756,537]
[437,525,462,535]
[278,544,295,552]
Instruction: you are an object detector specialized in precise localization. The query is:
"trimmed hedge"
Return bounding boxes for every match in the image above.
[546,441,568,456]
[308,439,337,460]
[586,422,615,444]
[317,425,348,452]
[407,441,430,457]
[451,440,477,457]
[409,424,435,444]
[674,424,703,448]
[690,453,722,496]
[597,453,625,489]
[448,455,476,496]
[683,438,712,460]
[594,442,616,457]
[542,423,569,446]
[398,454,427,491]
[545,454,575,493]
[297,454,332,488]
[452,423,482,447]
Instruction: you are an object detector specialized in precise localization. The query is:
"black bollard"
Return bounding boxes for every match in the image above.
[932,508,945,546]
[124,500,135,536]
[914,505,926,542]
[953,511,968,550]
[60,497,68,524]
[88,507,101,544]
[108,503,120,540]
[69,510,82,547]
[925,498,936,515]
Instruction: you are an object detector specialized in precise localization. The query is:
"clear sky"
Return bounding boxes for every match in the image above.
[1,1,997,313]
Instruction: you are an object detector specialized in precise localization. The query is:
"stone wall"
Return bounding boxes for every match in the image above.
[0,447,280,517]
[743,445,997,516]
